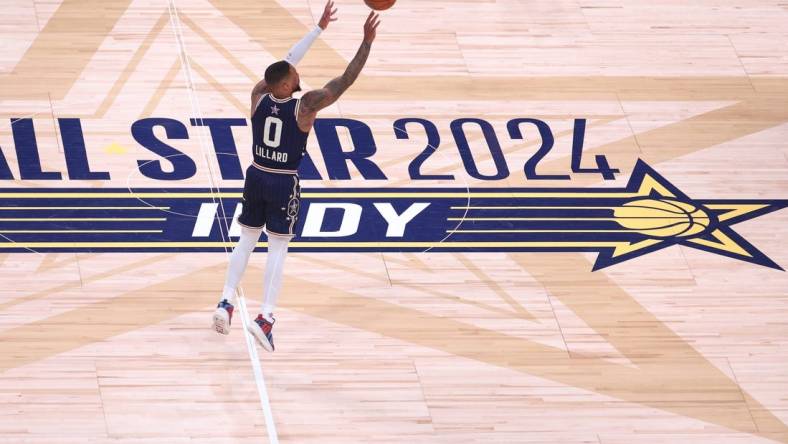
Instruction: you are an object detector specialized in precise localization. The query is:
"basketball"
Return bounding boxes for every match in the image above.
[364,0,396,11]
[613,198,711,238]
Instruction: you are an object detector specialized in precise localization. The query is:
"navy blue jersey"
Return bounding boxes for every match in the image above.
[251,93,310,173]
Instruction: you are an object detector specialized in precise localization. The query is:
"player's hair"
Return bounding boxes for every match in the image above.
[264,61,292,85]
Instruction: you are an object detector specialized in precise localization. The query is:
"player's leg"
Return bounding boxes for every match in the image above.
[261,232,292,320]
[212,225,263,334]
[220,226,263,305]
[248,174,300,351]
[248,231,291,351]
[213,167,266,335]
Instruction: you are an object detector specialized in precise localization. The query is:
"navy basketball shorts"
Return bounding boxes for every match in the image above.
[237,165,301,236]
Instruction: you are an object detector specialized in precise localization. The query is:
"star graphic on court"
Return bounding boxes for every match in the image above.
[585,160,788,270]
[433,159,787,271]
[271,105,280,115]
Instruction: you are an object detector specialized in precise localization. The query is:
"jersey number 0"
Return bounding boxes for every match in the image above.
[263,116,283,148]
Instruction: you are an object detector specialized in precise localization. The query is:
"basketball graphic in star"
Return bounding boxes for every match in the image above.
[613,198,713,238]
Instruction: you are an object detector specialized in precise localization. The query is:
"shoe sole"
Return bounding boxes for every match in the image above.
[212,308,230,335]
[248,323,274,352]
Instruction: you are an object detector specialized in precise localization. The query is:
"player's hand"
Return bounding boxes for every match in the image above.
[363,11,380,44]
[318,0,338,30]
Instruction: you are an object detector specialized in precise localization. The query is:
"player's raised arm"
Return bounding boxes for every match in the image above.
[250,0,338,116]
[298,11,380,129]
[286,0,337,66]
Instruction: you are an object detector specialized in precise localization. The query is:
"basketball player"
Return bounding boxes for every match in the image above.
[212,4,381,352]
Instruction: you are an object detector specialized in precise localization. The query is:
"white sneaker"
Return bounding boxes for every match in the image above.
[248,314,275,352]
[212,299,234,335]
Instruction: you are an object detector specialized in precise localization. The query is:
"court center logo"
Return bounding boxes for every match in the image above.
[1,160,785,271]
[1,3,785,271]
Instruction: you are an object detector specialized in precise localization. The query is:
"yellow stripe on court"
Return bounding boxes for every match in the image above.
[0,230,164,234]
[0,192,241,199]
[0,191,641,199]
[0,218,166,222]
[0,241,627,249]
[447,217,707,221]
[0,207,171,210]
[447,229,638,234]
[450,206,620,210]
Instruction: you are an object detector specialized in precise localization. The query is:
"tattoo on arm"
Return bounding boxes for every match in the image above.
[301,41,371,113]
[251,79,269,115]
[252,79,269,96]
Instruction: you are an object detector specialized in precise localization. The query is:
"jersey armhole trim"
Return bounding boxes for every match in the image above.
[253,93,268,114]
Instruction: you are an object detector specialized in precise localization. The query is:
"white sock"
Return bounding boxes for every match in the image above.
[261,232,291,320]
[221,227,262,305]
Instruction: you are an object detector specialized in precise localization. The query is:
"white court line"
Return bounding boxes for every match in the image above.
[164,2,279,443]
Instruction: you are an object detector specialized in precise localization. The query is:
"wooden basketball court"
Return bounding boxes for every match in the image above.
[1,1,787,443]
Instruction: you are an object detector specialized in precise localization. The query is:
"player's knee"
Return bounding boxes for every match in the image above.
[238,226,263,251]
[267,232,293,248]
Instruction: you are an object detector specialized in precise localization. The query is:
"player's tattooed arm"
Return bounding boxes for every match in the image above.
[298,12,380,129]
[250,80,269,116]
[303,41,371,111]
